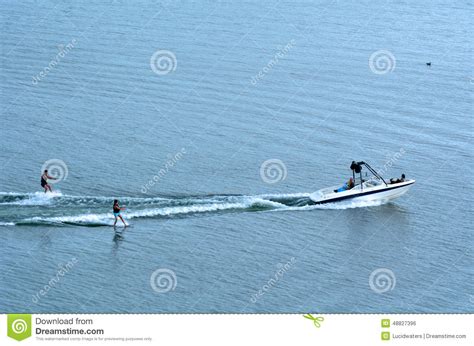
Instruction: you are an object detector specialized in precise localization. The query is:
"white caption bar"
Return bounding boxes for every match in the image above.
[1,314,472,345]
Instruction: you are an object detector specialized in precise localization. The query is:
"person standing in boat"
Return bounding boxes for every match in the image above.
[113,199,127,227]
[41,169,56,193]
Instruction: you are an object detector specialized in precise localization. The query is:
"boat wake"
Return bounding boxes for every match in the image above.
[0,191,387,227]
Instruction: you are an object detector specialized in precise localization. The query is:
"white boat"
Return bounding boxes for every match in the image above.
[309,161,415,204]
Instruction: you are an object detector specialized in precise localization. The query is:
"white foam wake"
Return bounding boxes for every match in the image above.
[0,191,392,227]
[0,191,63,206]
[20,198,287,226]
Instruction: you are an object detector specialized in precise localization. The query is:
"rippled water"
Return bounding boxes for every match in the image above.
[0,0,472,313]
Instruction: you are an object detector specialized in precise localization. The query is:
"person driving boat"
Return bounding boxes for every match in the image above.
[334,177,354,193]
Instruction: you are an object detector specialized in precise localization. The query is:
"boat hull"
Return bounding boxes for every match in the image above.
[309,180,415,205]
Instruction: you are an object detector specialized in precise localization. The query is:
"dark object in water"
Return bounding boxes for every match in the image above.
[426,62,432,66]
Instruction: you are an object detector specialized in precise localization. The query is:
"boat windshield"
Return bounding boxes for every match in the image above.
[364,179,383,187]
[354,176,383,187]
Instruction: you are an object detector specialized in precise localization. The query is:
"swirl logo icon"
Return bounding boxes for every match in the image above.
[150,268,177,293]
[7,314,31,341]
[150,50,177,75]
[369,268,396,294]
[369,50,396,75]
[260,159,287,184]
[41,159,68,184]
